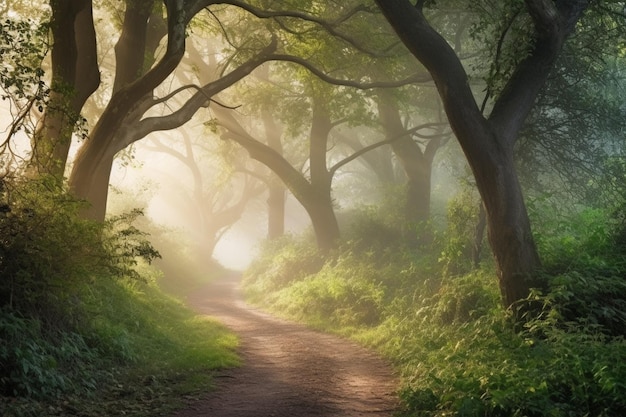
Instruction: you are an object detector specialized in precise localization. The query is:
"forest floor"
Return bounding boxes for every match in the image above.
[172,272,400,417]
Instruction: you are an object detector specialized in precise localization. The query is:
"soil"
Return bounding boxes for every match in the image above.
[172,272,400,417]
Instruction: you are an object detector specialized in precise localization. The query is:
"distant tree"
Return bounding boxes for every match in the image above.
[66,1,407,222]
[375,89,450,238]
[144,131,263,258]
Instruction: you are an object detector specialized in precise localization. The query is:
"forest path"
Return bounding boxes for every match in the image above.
[172,272,400,417]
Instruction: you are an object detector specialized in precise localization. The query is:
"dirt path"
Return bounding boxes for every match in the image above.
[172,273,400,417]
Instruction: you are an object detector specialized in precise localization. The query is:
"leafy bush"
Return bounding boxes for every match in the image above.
[243,234,324,302]
[0,177,159,327]
[343,205,407,255]
[270,255,386,328]
[0,176,203,409]
[438,187,485,276]
[0,309,97,399]
[0,177,105,324]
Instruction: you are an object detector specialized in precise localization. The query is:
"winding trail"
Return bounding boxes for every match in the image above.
[173,273,400,417]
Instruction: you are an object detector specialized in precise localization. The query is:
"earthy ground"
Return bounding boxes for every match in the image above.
[172,273,400,417]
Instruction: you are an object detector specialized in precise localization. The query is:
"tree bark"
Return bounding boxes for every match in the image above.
[374,0,589,307]
[31,0,99,177]
[113,0,156,93]
[68,10,276,220]
[307,98,341,250]
[472,202,487,268]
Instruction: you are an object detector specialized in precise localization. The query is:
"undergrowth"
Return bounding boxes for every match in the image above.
[242,197,626,417]
[0,177,238,416]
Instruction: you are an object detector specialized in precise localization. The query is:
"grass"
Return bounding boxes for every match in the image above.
[240,208,626,417]
[1,267,239,417]
[0,178,240,416]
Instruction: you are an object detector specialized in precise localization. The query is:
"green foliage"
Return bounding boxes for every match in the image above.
[438,187,484,276]
[1,177,105,322]
[243,234,324,302]
[270,255,386,328]
[343,201,408,255]
[531,203,616,269]
[0,177,238,415]
[104,208,162,283]
[0,17,50,167]
[0,310,97,399]
[0,177,159,325]
[0,18,49,105]
[242,197,626,417]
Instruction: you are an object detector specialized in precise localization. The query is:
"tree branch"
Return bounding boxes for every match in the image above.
[488,0,590,145]
[269,54,432,88]
[329,123,439,176]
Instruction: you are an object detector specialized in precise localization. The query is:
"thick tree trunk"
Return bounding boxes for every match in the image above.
[374,0,589,307]
[68,0,186,220]
[31,0,99,177]
[390,137,432,225]
[307,98,341,251]
[376,91,437,243]
[70,148,114,221]
[307,190,341,251]
[475,149,543,305]
[113,0,156,93]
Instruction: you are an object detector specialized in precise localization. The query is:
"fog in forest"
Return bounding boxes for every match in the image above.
[2,2,626,416]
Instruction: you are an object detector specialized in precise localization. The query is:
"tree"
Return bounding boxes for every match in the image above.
[65,1,396,221]
[30,0,99,177]
[144,131,263,258]
[375,88,450,238]
[374,0,596,308]
[67,0,253,220]
[213,92,342,252]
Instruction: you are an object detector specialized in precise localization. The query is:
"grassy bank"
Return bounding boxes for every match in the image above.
[2,275,239,417]
[242,206,626,416]
[1,178,239,416]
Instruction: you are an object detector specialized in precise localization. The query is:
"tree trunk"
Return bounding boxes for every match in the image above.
[306,190,341,251]
[374,0,588,307]
[472,202,487,268]
[376,91,437,242]
[262,107,286,239]
[391,138,432,225]
[307,98,341,251]
[113,0,156,93]
[267,183,285,239]
[70,147,114,221]
[476,149,543,305]
[31,0,99,177]
[215,98,341,252]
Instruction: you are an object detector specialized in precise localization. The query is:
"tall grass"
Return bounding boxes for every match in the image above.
[242,199,626,417]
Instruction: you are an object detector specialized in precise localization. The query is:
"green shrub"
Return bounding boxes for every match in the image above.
[343,206,407,255]
[270,255,386,328]
[0,177,103,323]
[438,187,485,276]
[0,178,159,327]
[530,271,626,337]
[0,309,98,399]
[243,234,324,302]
